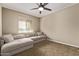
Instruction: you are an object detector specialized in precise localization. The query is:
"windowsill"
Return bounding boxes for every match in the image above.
[18,30,34,34]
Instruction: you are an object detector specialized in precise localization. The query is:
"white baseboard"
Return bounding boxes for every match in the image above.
[48,39,79,48]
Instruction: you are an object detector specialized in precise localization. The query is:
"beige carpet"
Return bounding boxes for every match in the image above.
[15,40,79,56]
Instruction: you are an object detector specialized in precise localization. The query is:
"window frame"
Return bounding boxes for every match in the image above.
[18,19,33,33]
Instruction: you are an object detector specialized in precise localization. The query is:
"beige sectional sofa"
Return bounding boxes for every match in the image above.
[0,32,47,56]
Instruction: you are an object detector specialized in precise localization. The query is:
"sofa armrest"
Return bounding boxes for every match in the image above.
[0,37,4,47]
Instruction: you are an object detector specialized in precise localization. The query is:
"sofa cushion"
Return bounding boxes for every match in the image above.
[3,34,14,43]
[1,38,33,53]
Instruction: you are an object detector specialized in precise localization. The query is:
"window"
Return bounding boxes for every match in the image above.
[18,20,33,33]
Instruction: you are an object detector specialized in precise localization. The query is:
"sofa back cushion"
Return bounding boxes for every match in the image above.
[13,34,25,39]
[3,34,14,43]
[37,32,43,36]
[25,32,38,37]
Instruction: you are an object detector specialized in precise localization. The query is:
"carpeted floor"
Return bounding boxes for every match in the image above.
[15,40,79,56]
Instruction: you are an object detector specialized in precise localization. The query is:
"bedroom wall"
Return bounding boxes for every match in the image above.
[0,5,2,36]
[41,4,79,47]
[2,8,40,34]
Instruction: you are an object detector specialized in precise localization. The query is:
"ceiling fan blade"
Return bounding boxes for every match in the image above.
[36,3,39,6]
[31,8,38,10]
[44,7,52,11]
[39,11,42,14]
[43,3,48,6]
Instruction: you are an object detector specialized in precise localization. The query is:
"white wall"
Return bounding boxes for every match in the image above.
[41,4,79,48]
[2,8,40,34]
[0,5,2,36]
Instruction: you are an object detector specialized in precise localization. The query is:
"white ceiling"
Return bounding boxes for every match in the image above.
[0,3,76,18]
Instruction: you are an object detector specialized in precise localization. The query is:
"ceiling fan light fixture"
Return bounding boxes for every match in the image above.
[38,7,44,11]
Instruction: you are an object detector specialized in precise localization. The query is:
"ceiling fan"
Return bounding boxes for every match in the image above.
[31,3,52,14]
